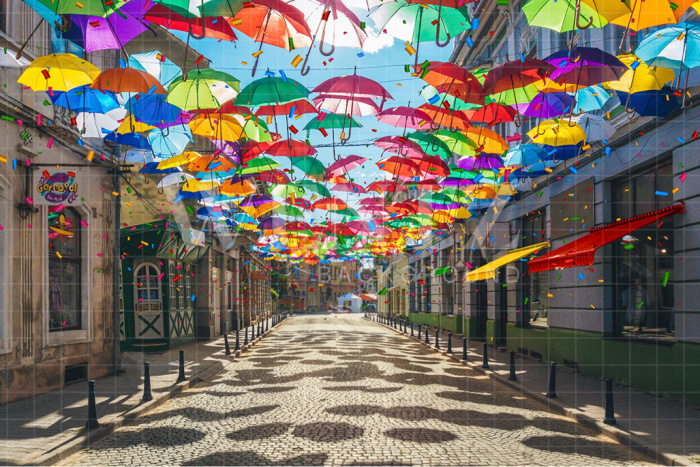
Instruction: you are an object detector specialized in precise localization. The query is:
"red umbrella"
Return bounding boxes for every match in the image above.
[313,197,349,210]
[145,5,238,41]
[286,220,312,231]
[376,156,420,178]
[466,103,517,125]
[386,201,416,216]
[326,222,355,236]
[284,197,314,210]
[366,180,406,193]
[255,99,318,117]
[405,178,440,190]
[265,139,316,157]
[420,61,484,105]
[413,155,450,177]
[230,0,312,76]
[257,168,290,184]
[358,196,386,206]
[482,59,554,95]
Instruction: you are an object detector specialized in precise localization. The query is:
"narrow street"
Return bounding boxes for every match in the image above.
[59,315,652,466]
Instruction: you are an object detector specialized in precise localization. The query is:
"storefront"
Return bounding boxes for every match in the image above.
[119,223,209,351]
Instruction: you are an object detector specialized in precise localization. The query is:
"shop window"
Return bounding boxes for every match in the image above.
[134,263,162,312]
[523,211,548,326]
[612,159,675,340]
[48,207,82,331]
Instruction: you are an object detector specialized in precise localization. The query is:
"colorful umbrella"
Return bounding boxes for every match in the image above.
[18,53,101,91]
[291,156,326,181]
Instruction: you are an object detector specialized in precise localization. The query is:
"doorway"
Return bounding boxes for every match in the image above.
[474,279,487,339]
[495,268,508,346]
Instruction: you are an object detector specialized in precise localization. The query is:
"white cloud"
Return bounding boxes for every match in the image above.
[361,26,396,54]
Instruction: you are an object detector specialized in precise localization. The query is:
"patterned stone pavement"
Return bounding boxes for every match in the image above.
[58,314,654,466]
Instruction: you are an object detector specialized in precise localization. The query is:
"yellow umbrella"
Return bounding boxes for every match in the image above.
[465,185,497,199]
[157,151,200,170]
[239,201,281,218]
[580,0,630,23]
[528,119,587,146]
[465,127,509,154]
[448,206,472,220]
[117,114,155,134]
[604,55,675,94]
[181,179,219,192]
[188,114,245,142]
[218,177,257,197]
[18,53,101,92]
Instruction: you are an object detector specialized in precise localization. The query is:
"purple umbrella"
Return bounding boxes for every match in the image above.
[64,0,152,53]
[456,155,504,171]
[439,177,476,188]
[153,111,194,129]
[258,217,285,231]
[545,47,628,87]
[213,140,241,164]
[240,194,274,207]
[522,92,574,118]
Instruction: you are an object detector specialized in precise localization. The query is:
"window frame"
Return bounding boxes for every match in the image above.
[0,175,11,354]
[43,204,92,346]
[48,206,82,333]
[522,210,549,328]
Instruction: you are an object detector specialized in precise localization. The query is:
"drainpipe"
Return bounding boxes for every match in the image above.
[112,167,121,375]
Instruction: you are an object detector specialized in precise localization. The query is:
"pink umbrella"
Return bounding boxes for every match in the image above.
[358,206,388,215]
[346,220,372,235]
[358,196,386,206]
[366,180,406,193]
[375,136,427,158]
[377,106,433,131]
[313,94,380,117]
[312,71,393,142]
[331,182,367,194]
[326,155,367,179]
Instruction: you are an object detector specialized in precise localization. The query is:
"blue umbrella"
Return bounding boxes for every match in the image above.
[570,85,613,113]
[128,51,182,88]
[104,132,150,149]
[635,22,700,71]
[504,144,549,168]
[541,144,583,162]
[138,162,181,174]
[616,88,681,117]
[147,126,192,159]
[51,86,120,113]
[126,93,182,126]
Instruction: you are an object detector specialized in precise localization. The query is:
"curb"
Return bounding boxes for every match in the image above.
[365,317,693,467]
[28,318,290,466]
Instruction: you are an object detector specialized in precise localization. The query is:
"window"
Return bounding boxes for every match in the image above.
[0,0,6,34]
[48,207,82,331]
[523,211,548,326]
[134,263,161,312]
[612,159,675,340]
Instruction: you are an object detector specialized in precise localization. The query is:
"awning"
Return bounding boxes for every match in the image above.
[528,202,684,274]
[359,293,377,301]
[466,242,551,282]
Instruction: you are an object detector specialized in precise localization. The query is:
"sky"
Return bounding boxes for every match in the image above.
[170,3,463,226]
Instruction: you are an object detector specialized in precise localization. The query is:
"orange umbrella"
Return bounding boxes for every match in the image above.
[90,68,166,94]
[312,197,349,211]
[218,176,257,196]
[465,127,509,154]
[376,156,420,178]
[419,104,472,132]
[187,154,236,172]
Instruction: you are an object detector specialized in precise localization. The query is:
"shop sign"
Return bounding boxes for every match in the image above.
[33,169,82,206]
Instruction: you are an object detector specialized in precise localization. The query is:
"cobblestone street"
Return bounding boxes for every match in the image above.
[59,315,653,466]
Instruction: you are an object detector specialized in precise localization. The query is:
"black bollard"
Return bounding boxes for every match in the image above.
[447,333,453,353]
[86,380,99,429]
[265,316,269,333]
[425,328,430,345]
[462,337,468,361]
[142,362,153,402]
[235,327,240,351]
[177,349,186,382]
[224,332,231,356]
[546,362,557,398]
[244,326,249,346]
[411,322,414,337]
[435,329,440,349]
[508,351,517,381]
[604,379,617,425]
[482,343,489,369]
[418,324,422,338]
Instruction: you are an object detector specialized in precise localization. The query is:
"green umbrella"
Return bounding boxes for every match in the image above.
[433,130,478,157]
[36,0,127,17]
[269,183,305,198]
[304,113,362,159]
[298,180,331,198]
[406,131,453,160]
[370,0,470,67]
[420,191,458,205]
[522,0,607,33]
[420,86,486,111]
[236,76,311,107]
[291,157,326,181]
[490,83,541,106]
[238,156,281,174]
[273,205,304,218]
[167,68,240,111]
[336,208,360,221]
[242,118,272,143]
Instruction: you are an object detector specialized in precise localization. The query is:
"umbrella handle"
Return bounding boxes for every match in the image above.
[319,40,335,57]
[429,119,441,131]
[618,28,633,54]
[55,15,71,33]
[623,94,636,114]
[188,19,206,40]
[300,50,312,76]
[574,0,593,30]
[435,26,451,48]
[513,112,522,127]
[627,113,639,123]
[682,91,693,109]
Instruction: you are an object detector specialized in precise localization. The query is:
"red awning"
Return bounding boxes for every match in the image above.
[528,202,684,274]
